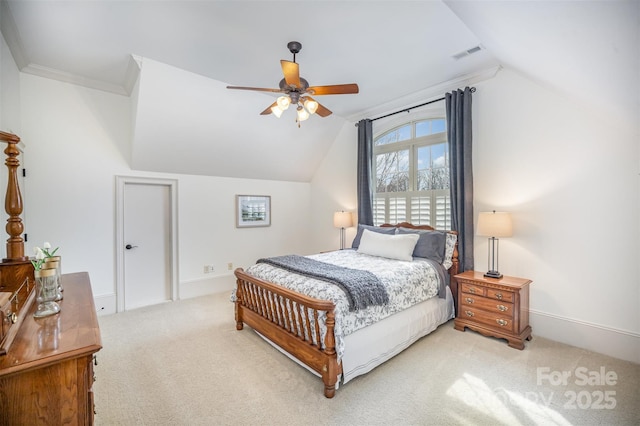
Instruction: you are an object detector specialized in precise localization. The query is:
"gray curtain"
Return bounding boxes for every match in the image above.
[446,87,474,271]
[356,119,374,225]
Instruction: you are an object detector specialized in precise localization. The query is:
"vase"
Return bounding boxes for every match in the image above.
[37,313,60,351]
[43,258,63,301]
[33,268,61,318]
[48,255,63,294]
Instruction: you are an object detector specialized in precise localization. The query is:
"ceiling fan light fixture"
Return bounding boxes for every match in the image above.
[271,105,284,118]
[276,95,291,110]
[304,99,318,115]
[297,105,310,122]
[226,41,359,125]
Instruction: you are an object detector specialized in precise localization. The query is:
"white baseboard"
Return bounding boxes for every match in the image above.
[530,309,640,364]
[179,274,236,300]
[94,293,117,316]
[94,274,236,316]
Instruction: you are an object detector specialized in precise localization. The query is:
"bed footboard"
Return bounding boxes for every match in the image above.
[234,268,342,398]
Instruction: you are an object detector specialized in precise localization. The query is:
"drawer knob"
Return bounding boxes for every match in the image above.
[468,288,476,294]
[497,304,508,312]
[7,311,17,324]
[465,310,474,317]
[465,297,474,304]
[495,293,503,300]
[496,319,508,326]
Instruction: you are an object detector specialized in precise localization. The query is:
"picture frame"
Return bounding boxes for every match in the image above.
[236,195,271,228]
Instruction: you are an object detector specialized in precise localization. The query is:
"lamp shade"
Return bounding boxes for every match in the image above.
[304,98,318,115]
[477,211,513,237]
[270,105,284,118]
[276,95,291,110]
[297,106,310,122]
[333,211,353,228]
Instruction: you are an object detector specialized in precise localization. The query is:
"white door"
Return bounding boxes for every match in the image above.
[123,182,171,310]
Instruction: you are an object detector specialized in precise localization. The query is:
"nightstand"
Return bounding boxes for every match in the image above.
[454,271,532,349]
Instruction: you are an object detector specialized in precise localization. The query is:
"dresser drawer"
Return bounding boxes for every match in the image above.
[460,294,514,316]
[460,282,486,296]
[487,288,514,303]
[459,307,515,333]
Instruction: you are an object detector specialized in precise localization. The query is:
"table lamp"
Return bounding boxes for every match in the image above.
[333,211,353,250]
[477,211,512,279]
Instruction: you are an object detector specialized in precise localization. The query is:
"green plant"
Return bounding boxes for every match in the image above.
[42,241,59,258]
[31,246,46,271]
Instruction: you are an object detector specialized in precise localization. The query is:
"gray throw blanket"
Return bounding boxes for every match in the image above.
[256,255,389,312]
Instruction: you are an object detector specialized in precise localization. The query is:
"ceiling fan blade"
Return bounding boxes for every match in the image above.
[308,83,359,95]
[315,102,332,117]
[227,85,282,93]
[281,60,301,88]
[260,102,277,115]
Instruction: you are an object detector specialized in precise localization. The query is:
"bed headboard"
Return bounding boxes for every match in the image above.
[379,222,459,271]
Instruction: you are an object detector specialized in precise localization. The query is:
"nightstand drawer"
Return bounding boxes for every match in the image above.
[459,307,515,333]
[460,282,486,296]
[487,288,514,303]
[460,295,514,316]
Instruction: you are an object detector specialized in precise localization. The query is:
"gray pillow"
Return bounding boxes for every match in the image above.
[397,227,446,263]
[351,224,396,248]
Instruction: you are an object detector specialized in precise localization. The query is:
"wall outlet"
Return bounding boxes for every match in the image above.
[227,262,233,271]
[204,265,215,274]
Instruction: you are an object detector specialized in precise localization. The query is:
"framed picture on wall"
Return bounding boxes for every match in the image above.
[236,195,271,228]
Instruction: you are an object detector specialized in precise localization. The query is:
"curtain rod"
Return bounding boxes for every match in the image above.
[356,86,476,126]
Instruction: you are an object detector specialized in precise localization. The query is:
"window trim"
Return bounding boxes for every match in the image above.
[372,117,450,229]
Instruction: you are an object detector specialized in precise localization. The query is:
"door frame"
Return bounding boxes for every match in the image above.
[115,176,179,313]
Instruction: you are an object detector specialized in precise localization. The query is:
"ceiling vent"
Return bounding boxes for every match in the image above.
[452,45,483,60]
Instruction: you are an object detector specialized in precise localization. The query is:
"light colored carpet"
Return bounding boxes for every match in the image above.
[94,291,639,425]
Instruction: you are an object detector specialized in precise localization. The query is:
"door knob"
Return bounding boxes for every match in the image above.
[125,244,138,250]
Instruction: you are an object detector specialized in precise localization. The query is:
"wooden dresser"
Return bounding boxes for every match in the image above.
[0,272,102,425]
[454,270,532,350]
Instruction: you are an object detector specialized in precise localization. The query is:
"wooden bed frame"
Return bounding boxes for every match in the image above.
[234,222,459,398]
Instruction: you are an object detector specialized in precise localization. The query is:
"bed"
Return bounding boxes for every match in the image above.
[233,222,459,398]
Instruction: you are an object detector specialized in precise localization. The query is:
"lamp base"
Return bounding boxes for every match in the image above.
[484,270,503,279]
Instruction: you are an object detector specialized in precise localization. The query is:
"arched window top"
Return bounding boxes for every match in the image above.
[372,117,450,229]
[375,119,445,146]
[375,124,411,146]
[415,118,446,137]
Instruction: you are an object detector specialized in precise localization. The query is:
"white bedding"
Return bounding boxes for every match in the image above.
[245,249,446,361]
[256,286,454,386]
[341,285,454,383]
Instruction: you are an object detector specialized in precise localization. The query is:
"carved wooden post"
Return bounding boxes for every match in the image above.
[0,131,27,262]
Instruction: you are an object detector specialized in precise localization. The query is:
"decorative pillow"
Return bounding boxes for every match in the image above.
[397,227,446,264]
[357,229,419,261]
[443,232,457,270]
[351,224,396,249]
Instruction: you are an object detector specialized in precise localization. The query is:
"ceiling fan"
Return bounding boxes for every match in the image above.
[226,41,359,125]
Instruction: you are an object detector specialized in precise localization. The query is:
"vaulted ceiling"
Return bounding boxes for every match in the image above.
[1,1,637,182]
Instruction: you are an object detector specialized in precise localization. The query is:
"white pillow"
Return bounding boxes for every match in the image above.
[443,233,457,269]
[357,229,420,261]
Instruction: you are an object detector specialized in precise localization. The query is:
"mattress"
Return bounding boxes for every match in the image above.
[254,285,454,386]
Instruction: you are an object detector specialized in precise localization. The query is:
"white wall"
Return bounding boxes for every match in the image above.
[0,31,21,236]
[0,30,20,134]
[472,68,639,363]
[309,120,358,253]
[311,68,640,363]
[17,72,312,312]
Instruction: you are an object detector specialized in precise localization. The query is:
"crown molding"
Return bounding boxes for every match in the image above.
[0,0,28,69]
[347,65,502,123]
[20,63,129,96]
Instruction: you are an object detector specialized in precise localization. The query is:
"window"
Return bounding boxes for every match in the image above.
[373,118,451,229]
